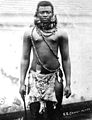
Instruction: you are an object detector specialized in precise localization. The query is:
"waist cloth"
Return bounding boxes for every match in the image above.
[28,70,63,113]
[27,70,63,112]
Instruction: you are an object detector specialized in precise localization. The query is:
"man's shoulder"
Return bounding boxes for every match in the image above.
[23,25,34,38]
[57,26,68,38]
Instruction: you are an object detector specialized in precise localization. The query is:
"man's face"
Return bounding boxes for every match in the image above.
[37,6,53,23]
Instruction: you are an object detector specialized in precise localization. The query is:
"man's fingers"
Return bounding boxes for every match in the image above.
[22,95,25,101]
[19,89,26,100]
[66,92,71,98]
[64,90,68,95]
[64,89,71,98]
[21,94,24,100]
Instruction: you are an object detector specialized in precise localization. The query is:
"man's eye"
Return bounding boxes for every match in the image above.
[39,11,51,14]
[47,11,51,14]
[39,11,44,14]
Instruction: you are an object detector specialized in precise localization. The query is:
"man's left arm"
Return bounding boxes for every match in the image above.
[59,32,71,98]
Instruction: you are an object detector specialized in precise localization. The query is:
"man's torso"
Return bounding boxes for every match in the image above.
[29,26,62,74]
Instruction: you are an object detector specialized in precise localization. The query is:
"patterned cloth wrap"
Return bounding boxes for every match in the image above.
[27,70,62,113]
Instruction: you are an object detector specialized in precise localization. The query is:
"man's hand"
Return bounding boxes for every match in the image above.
[19,84,26,101]
[64,86,71,98]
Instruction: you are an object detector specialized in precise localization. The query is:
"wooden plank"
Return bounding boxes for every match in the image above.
[0,100,92,120]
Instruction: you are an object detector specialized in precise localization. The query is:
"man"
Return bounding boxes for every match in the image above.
[19,1,71,120]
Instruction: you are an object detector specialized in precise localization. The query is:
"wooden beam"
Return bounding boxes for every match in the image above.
[0,100,92,120]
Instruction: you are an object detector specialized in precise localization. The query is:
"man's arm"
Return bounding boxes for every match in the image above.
[59,31,71,98]
[19,30,32,99]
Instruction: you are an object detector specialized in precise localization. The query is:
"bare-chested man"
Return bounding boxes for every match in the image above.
[19,1,71,120]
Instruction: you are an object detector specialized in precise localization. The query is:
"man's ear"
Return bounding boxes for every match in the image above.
[51,15,57,23]
[34,16,41,26]
[34,12,38,17]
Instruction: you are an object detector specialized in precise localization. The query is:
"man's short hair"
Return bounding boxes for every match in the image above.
[35,1,54,16]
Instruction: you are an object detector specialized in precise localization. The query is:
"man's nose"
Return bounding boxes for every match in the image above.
[43,12,47,16]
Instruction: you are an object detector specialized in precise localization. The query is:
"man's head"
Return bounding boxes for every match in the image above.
[34,1,57,30]
[35,1,54,22]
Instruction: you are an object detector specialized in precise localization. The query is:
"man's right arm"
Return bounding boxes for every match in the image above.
[19,30,32,99]
[59,31,71,98]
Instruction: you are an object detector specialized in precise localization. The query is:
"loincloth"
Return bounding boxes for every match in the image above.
[27,70,62,112]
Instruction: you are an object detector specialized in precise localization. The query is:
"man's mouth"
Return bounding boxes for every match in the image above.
[42,17,48,20]
[42,18,49,23]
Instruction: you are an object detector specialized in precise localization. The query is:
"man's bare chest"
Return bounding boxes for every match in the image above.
[32,27,58,44]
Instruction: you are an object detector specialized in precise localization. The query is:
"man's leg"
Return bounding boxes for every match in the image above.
[45,101,54,120]
[29,102,40,120]
[55,78,63,103]
[54,78,63,120]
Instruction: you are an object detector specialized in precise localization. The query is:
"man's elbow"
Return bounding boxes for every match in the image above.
[62,56,71,64]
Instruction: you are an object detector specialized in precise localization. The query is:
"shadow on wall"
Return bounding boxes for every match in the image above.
[0,69,23,114]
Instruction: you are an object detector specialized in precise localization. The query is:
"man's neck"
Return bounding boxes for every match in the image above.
[34,16,57,31]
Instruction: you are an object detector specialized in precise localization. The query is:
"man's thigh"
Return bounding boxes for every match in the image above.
[55,78,63,103]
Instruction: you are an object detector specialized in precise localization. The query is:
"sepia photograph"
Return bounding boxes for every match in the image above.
[0,0,92,120]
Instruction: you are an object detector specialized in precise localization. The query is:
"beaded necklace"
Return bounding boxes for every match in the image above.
[36,26,57,38]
